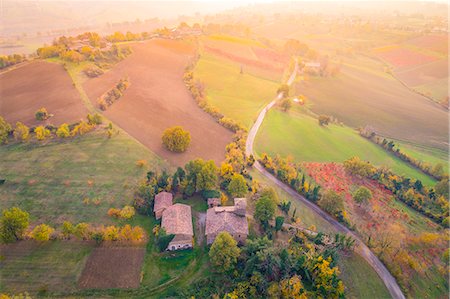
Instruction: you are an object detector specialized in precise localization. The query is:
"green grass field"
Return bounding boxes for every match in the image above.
[255,109,436,186]
[194,53,280,128]
[0,130,167,225]
[296,55,448,151]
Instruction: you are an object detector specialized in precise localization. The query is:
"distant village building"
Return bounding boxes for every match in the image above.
[154,191,173,219]
[205,198,248,245]
[161,203,194,251]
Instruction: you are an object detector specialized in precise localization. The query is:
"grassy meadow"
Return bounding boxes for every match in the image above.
[0,130,167,226]
[194,53,280,128]
[296,55,448,151]
[255,109,437,185]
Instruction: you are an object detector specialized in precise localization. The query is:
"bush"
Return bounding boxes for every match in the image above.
[318,115,331,126]
[30,224,54,241]
[83,66,104,78]
[34,126,51,141]
[162,126,191,152]
[35,108,49,121]
[0,117,12,144]
[201,189,221,200]
[87,113,103,125]
[56,123,70,138]
[13,122,30,141]
[0,207,29,243]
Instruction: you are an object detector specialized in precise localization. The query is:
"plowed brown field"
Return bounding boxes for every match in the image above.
[83,39,233,166]
[78,247,145,289]
[0,61,88,126]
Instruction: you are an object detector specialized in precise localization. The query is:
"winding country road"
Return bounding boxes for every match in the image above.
[245,61,405,299]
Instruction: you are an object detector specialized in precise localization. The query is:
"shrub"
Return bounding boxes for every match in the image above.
[87,113,103,125]
[120,206,135,219]
[74,223,91,240]
[30,224,54,241]
[83,66,104,78]
[56,123,70,138]
[35,108,49,121]
[318,115,331,126]
[71,120,93,136]
[353,186,372,205]
[162,126,191,152]
[0,207,29,243]
[103,226,119,241]
[34,126,51,141]
[13,122,29,141]
[0,117,12,144]
[61,221,74,239]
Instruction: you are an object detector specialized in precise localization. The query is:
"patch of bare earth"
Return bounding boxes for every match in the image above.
[78,246,145,289]
[0,61,88,126]
[83,39,233,166]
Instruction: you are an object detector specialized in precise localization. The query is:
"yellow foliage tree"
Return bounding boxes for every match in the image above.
[103,226,119,241]
[56,123,70,138]
[280,275,307,299]
[30,224,54,241]
[13,122,29,141]
[71,120,93,136]
[34,126,50,141]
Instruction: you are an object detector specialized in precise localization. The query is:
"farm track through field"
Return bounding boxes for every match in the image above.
[246,60,405,299]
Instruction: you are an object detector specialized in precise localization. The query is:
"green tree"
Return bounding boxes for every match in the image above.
[435,178,449,199]
[35,107,49,121]
[227,173,248,197]
[353,186,372,205]
[13,122,29,141]
[0,207,30,243]
[280,98,292,112]
[275,216,285,232]
[30,224,54,241]
[198,160,218,191]
[209,231,241,272]
[255,193,277,226]
[318,190,344,216]
[0,116,12,144]
[162,126,191,152]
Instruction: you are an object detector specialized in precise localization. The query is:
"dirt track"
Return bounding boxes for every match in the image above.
[0,61,88,126]
[83,39,232,166]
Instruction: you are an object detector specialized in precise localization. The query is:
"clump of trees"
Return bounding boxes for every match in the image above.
[107,206,135,219]
[359,127,446,180]
[344,156,449,227]
[162,126,191,153]
[98,77,130,110]
[184,231,345,298]
[0,54,26,70]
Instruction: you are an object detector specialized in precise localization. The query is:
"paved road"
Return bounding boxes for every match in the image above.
[245,61,405,299]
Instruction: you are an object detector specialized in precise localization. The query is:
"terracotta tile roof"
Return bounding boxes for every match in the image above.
[205,202,248,236]
[161,203,193,236]
[154,192,173,213]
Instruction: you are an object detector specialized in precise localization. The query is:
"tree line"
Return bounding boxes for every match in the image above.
[359,127,446,180]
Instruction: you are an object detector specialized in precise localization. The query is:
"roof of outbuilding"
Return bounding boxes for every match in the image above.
[161,203,193,236]
[154,192,173,212]
[205,205,248,236]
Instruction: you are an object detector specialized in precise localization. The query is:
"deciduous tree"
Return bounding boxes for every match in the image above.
[162,126,191,152]
[227,173,247,197]
[0,207,29,243]
[209,231,241,272]
[13,122,29,141]
[0,117,12,144]
[30,224,54,241]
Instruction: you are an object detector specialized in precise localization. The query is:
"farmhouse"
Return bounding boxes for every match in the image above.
[154,191,173,219]
[161,203,194,251]
[205,198,248,245]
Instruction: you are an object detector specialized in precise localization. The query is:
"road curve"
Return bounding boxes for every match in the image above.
[245,61,405,299]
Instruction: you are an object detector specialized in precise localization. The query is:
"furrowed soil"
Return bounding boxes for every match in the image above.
[78,246,145,289]
[0,61,88,126]
[83,39,233,166]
